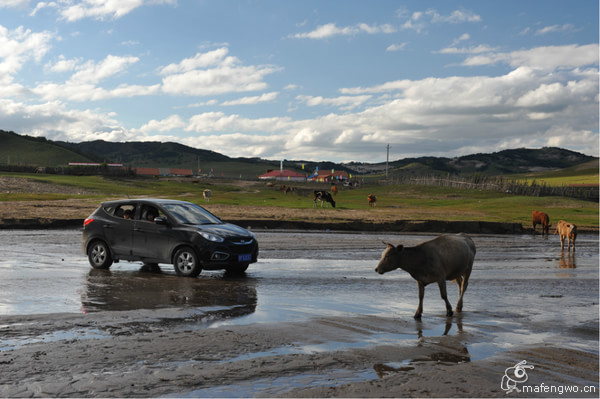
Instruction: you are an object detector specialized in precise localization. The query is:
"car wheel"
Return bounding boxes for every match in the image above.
[88,240,113,269]
[226,263,249,274]
[173,247,201,277]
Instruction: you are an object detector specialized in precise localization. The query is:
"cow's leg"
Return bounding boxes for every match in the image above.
[455,275,469,313]
[438,280,453,317]
[415,281,425,319]
[568,236,573,251]
[571,235,576,251]
[560,235,565,250]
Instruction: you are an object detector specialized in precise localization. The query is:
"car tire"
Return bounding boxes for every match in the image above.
[226,263,249,274]
[88,240,113,269]
[173,247,201,277]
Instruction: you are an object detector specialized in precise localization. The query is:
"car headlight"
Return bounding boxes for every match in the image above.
[199,231,224,242]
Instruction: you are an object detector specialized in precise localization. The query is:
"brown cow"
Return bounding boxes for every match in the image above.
[375,234,476,319]
[554,220,577,251]
[532,210,550,235]
[367,194,377,207]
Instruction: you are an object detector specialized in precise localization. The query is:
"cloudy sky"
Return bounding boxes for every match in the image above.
[1,0,598,163]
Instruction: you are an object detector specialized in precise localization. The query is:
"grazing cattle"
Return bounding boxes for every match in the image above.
[313,190,336,208]
[554,220,577,251]
[202,189,212,202]
[375,234,476,319]
[331,184,338,196]
[532,210,550,235]
[367,194,377,207]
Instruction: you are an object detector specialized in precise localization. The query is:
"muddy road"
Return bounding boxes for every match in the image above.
[0,229,598,397]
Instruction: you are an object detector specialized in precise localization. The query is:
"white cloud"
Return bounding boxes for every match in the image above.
[58,0,177,22]
[292,22,396,39]
[32,54,160,101]
[460,44,599,73]
[45,55,80,73]
[30,1,59,16]
[400,8,481,33]
[160,48,279,96]
[159,48,232,75]
[535,24,576,36]
[386,42,407,52]
[431,9,481,23]
[138,114,186,133]
[438,44,498,55]
[221,92,279,106]
[0,0,29,8]
[296,94,372,111]
[185,112,291,133]
[70,55,139,84]
[0,98,131,142]
[0,25,54,99]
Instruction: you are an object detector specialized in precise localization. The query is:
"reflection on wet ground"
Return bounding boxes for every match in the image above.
[82,268,257,315]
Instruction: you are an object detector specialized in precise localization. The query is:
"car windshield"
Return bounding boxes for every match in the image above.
[162,203,222,225]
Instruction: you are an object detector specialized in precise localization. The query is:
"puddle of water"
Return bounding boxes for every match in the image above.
[0,328,108,351]
[164,368,379,398]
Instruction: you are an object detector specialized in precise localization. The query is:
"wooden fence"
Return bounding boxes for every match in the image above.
[385,174,598,202]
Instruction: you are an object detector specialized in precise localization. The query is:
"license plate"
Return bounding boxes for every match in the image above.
[238,254,252,262]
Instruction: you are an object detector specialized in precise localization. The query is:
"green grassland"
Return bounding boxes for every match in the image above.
[507,159,599,186]
[1,171,597,229]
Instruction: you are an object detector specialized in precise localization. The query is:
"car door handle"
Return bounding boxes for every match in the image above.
[103,224,112,228]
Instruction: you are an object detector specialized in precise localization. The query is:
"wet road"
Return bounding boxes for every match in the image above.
[0,228,598,357]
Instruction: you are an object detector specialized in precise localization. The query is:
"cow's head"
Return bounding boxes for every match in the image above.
[375,242,403,274]
[568,224,577,236]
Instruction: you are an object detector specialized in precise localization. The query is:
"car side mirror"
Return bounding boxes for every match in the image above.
[154,216,168,225]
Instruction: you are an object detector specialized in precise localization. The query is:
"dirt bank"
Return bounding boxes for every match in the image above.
[0,199,526,233]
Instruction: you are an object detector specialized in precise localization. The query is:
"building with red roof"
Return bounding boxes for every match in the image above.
[258,169,307,182]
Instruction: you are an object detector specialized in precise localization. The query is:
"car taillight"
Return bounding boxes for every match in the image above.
[83,218,94,226]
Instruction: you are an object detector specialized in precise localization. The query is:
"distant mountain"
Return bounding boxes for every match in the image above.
[1,130,597,177]
[59,140,231,167]
[346,148,597,177]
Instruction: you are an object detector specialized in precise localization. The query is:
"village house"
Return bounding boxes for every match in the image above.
[258,169,307,182]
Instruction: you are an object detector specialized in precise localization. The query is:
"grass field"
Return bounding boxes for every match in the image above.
[1,171,597,229]
[507,159,599,186]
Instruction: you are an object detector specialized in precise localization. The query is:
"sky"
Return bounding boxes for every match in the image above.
[0,0,598,163]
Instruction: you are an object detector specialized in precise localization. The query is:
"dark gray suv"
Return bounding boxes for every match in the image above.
[82,199,258,277]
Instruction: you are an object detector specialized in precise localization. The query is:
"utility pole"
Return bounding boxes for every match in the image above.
[385,144,390,182]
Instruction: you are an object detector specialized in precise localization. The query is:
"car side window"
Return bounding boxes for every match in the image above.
[139,206,163,223]
[113,204,136,220]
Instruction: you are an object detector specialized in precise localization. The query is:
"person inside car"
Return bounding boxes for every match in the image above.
[143,207,158,222]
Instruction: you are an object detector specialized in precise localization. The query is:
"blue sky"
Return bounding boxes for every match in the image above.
[1,0,598,163]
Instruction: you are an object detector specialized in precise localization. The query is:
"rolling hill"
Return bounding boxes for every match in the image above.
[0,130,94,167]
[0,130,597,178]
